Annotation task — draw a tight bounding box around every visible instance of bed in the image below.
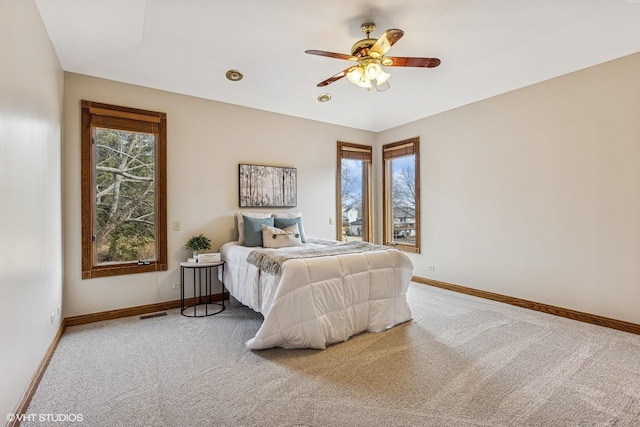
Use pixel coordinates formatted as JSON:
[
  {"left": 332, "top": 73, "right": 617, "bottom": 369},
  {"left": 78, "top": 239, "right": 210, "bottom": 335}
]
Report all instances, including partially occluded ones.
[{"left": 220, "top": 212, "right": 414, "bottom": 350}]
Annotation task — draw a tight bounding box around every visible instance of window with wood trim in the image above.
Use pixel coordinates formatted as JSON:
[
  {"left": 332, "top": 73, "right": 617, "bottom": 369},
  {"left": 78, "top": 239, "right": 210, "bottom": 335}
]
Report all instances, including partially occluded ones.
[
  {"left": 383, "top": 137, "right": 420, "bottom": 253},
  {"left": 81, "top": 100, "right": 167, "bottom": 278},
  {"left": 336, "top": 141, "right": 372, "bottom": 242}
]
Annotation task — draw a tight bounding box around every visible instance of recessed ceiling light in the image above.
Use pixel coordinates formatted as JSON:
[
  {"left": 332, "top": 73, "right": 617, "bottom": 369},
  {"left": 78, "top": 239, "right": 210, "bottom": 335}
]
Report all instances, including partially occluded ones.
[
  {"left": 226, "top": 69, "right": 243, "bottom": 81},
  {"left": 317, "top": 93, "right": 332, "bottom": 102}
]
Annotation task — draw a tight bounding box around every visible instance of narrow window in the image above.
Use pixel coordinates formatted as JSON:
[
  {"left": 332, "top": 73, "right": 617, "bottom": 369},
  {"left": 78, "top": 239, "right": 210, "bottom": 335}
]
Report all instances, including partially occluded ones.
[
  {"left": 336, "top": 142, "right": 372, "bottom": 242},
  {"left": 81, "top": 101, "right": 167, "bottom": 278},
  {"left": 383, "top": 137, "right": 420, "bottom": 253}
]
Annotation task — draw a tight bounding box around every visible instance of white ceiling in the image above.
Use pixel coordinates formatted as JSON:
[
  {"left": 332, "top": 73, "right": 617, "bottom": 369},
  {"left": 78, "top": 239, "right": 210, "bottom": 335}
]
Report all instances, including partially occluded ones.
[{"left": 35, "top": 0, "right": 640, "bottom": 132}]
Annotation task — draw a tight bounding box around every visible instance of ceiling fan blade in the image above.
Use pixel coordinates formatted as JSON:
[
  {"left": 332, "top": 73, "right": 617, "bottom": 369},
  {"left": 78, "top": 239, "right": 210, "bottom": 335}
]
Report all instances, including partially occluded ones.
[
  {"left": 382, "top": 57, "right": 441, "bottom": 68},
  {"left": 316, "top": 67, "right": 352, "bottom": 87},
  {"left": 369, "top": 29, "right": 404, "bottom": 59},
  {"left": 305, "top": 50, "right": 357, "bottom": 61}
]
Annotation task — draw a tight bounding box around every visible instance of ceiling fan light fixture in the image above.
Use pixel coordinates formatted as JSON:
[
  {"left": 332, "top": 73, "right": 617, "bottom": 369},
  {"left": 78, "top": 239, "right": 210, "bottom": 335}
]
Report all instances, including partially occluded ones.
[
  {"left": 346, "top": 66, "right": 364, "bottom": 85},
  {"left": 376, "top": 70, "right": 390, "bottom": 85},
  {"left": 373, "top": 79, "right": 390, "bottom": 92},
  {"left": 363, "top": 61, "right": 382, "bottom": 79},
  {"left": 346, "top": 62, "right": 388, "bottom": 90},
  {"left": 347, "top": 67, "right": 371, "bottom": 89}
]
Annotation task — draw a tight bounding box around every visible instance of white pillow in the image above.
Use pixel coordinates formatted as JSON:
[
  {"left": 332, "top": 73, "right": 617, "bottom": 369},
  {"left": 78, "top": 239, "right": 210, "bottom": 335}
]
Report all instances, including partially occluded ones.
[
  {"left": 237, "top": 211, "right": 271, "bottom": 245},
  {"left": 262, "top": 223, "right": 302, "bottom": 248},
  {"left": 272, "top": 211, "right": 302, "bottom": 218}
]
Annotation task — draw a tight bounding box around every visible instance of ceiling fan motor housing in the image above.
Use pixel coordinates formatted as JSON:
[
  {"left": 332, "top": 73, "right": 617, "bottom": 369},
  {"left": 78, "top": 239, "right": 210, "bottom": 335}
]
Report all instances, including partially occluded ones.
[
  {"left": 351, "top": 22, "right": 377, "bottom": 58},
  {"left": 351, "top": 38, "right": 376, "bottom": 58}
]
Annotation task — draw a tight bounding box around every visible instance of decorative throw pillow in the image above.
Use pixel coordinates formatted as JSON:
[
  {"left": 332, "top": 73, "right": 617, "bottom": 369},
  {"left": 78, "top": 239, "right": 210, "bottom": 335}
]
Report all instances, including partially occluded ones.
[
  {"left": 273, "top": 217, "right": 307, "bottom": 243},
  {"left": 273, "top": 212, "right": 307, "bottom": 242},
  {"left": 243, "top": 216, "right": 274, "bottom": 247},
  {"left": 262, "top": 223, "right": 303, "bottom": 249},
  {"left": 237, "top": 211, "right": 271, "bottom": 245}
]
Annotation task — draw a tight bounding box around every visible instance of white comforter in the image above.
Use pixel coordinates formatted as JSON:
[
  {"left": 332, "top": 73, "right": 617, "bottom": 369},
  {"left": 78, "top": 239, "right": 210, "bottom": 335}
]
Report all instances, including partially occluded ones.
[{"left": 220, "top": 238, "right": 413, "bottom": 350}]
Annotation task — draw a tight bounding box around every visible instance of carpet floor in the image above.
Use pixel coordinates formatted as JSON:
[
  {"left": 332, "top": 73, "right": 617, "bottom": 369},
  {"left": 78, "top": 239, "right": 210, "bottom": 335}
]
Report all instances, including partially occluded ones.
[{"left": 24, "top": 283, "right": 640, "bottom": 426}]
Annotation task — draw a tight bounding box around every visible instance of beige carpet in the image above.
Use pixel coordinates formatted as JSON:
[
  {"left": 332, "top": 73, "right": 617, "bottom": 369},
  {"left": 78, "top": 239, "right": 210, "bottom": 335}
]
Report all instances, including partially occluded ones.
[{"left": 24, "top": 283, "right": 640, "bottom": 426}]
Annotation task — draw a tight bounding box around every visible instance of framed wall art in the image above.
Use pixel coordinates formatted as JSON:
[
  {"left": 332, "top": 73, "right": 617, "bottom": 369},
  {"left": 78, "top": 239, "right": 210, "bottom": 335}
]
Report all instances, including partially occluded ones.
[{"left": 239, "top": 164, "right": 297, "bottom": 207}]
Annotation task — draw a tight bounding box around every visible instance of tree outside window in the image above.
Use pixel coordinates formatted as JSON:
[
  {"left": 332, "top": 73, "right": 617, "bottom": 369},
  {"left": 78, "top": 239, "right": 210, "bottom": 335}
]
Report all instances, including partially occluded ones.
[{"left": 94, "top": 128, "right": 156, "bottom": 263}]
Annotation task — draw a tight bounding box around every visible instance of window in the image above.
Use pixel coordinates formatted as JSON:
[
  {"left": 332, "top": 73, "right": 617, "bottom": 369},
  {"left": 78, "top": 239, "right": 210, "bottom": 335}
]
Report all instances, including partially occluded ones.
[
  {"left": 383, "top": 137, "right": 420, "bottom": 253},
  {"left": 81, "top": 101, "right": 167, "bottom": 278},
  {"left": 336, "top": 141, "right": 372, "bottom": 242}
]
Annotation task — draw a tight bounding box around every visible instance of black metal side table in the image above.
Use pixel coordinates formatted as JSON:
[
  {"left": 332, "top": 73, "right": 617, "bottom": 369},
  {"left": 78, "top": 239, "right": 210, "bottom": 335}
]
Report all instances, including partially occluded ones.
[{"left": 180, "top": 261, "right": 225, "bottom": 317}]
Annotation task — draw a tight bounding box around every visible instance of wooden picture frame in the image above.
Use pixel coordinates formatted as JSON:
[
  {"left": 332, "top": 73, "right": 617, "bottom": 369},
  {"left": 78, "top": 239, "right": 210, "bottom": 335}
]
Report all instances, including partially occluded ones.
[{"left": 239, "top": 164, "right": 297, "bottom": 207}]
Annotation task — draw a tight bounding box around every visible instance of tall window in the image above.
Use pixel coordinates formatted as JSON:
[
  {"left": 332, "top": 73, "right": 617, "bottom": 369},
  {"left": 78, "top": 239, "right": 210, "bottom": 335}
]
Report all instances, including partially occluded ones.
[
  {"left": 336, "top": 142, "right": 372, "bottom": 242},
  {"left": 81, "top": 101, "right": 167, "bottom": 278},
  {"left": 383, "top": 137, "right": 420, "bottom": 253}
]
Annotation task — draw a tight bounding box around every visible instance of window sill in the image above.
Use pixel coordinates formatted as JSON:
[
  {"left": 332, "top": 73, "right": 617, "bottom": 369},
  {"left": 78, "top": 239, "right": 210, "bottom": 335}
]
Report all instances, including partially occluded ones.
[
  {"left": 384, "top": 242, "right": 420, "bottom": 254},
  {"left": 82, "top": 262, "right": 168, "bottom": 279}
]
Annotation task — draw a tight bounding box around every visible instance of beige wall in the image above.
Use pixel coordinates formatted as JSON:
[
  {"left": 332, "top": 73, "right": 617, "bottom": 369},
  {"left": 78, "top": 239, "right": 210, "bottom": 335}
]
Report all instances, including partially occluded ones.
[
  {"left": 63, "top": 51, "right": 640, "bottom": 325},
  {"left": 0, "top": 0, "right": 64, "bottom": 418},
  {"left": 62, "top": 73, "right": 375, "bottom": 318},
  {"left": 376, "top": 52, "right": 640, "bottom": 325}
]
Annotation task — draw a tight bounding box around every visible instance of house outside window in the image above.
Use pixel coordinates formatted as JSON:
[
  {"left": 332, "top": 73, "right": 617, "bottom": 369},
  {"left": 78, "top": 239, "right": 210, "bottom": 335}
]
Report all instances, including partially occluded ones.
[
  {"left": 81, "top": 101, "right": 168, "bottom": 278},
  {"left": 336, "top": 141, "right": 372, "bottom": 242},
  {"left": 383, "top": 137, "right": 420, "bottom": 253}
]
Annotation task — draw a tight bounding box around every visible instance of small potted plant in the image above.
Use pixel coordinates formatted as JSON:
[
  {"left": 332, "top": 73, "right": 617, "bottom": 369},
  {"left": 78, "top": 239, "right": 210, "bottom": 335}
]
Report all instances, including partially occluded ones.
[{"left": 185, "top": 234, "right": 211, "bottom": 259}]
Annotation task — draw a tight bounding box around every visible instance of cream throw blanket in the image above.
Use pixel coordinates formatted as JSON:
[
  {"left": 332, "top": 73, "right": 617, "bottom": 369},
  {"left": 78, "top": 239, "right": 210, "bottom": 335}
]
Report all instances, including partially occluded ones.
[{"left": 247, "top": 241, "right": 389, "bottom": 275}]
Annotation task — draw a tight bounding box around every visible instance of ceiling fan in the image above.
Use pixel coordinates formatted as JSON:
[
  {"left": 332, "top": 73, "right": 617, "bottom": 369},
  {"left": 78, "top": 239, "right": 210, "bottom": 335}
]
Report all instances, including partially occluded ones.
[{"left": 305, "top": 22, "right": 441, "bottom": 92}]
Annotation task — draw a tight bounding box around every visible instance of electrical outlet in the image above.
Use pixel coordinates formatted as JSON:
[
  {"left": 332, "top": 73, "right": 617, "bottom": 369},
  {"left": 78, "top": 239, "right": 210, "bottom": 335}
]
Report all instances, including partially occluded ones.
[
  {"left": 50, "top": 312, "right": 56, "bottom": 324},
  {"left": 57, "top": 304, "right": 61, "bottom": 316},
  {"left": 329, "top": 217, "right": 333, "bottom": 225},
  {"left": 172, "top": 283, "right": 180, "bottom": 289},
  {"left": 427, "top": 265, "right": 435, "bottom": 271},
  {"left": 172, "top": 221, "right": 181, "bottom": 231}
]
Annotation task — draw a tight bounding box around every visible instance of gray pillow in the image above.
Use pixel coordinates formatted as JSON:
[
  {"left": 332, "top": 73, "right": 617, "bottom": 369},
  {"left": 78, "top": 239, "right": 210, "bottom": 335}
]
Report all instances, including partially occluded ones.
[
  {"left": 274, "top": 217, "right": 306, "bottom": 243},
  {"left": 243, "top": 216, "right": 274, "bottom": 247}
]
